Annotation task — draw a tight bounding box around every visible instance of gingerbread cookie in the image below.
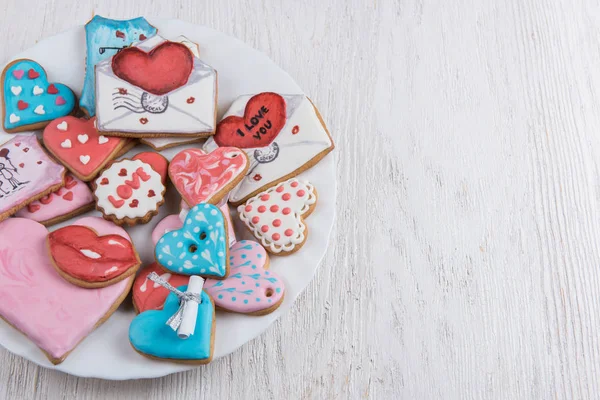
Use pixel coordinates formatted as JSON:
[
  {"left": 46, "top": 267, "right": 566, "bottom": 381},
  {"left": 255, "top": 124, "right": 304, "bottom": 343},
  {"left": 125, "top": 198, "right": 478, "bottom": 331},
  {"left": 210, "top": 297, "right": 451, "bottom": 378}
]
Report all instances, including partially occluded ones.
[
  {"left": 155, "top": 204, "right": 229, "bottom": 279},
  {"left": 2, "top": 59, "right": 76, "bottom": 132},
  {"left": 93, "top": 158, "right": 166, "bottom": 226},
  {"left": 47, "top": 220, "right": 141, "bottom": 288},
  {"left": 80, "top": 16, "right": 157, "bottom": 117},
  {"left": 15, "top": 174, "right": 94, "bottom": 226},
  {"left": 129, "top": 275, "right": 215, "bottom": 364},
  {"left": 95, "top": 35, "right": 217, "bottom": 138},
  {"left": 0, "top": 135, "right": 66, "bottom": 222},
  {"left": 169, "top": 147, "right": 248, "bottom": 207},
  {"left": 204, "top": 92, "right": 334, "bottom": 205},
  {"left": 0, "top": 218, "right": 133, "bottom": 364},
  {"left": 237, "top": 178, "right": 317, "bottom": 255},
  {"left": 42, "top": 116, "right": 131, "bottom": 181}
]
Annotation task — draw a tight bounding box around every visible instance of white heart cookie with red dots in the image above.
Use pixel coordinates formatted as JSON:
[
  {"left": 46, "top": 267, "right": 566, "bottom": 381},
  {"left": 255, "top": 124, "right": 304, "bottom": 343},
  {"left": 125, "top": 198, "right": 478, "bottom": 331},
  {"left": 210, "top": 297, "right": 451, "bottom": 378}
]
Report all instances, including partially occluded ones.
[{"left": 237, "top": 178, "right": 317, "bottom": 255}]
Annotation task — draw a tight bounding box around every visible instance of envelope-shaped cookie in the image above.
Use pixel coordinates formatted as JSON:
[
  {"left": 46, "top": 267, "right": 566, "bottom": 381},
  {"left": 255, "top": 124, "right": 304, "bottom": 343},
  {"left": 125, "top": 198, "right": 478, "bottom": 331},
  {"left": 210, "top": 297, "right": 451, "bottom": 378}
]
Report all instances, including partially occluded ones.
[{"left": 95, "top": 35, "right": 217, "bottom": 138}]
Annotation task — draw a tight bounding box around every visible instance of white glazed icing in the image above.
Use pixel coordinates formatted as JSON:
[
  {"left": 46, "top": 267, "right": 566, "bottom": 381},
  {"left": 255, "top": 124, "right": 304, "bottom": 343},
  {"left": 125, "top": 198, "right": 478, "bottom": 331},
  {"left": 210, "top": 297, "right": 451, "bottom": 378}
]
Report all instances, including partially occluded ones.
[{"left": 93, "top": 159, "right": 165, "bottom": 220}]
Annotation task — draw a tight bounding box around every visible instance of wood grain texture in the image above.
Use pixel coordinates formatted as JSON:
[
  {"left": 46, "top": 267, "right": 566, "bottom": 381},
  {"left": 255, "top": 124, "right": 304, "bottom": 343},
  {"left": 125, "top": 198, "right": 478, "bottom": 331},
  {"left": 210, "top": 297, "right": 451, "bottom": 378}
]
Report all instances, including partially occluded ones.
[{"left": 1, "top": 0, "right": 600, "bottom": 398}]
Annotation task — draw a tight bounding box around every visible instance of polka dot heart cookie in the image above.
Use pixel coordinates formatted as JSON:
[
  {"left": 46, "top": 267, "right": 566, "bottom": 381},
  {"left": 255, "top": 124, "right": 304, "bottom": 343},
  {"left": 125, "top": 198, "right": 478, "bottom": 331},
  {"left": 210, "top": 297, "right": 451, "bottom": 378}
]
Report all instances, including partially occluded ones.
[{"left": 238, "top": 178, "right": 317, "bottom": 255}]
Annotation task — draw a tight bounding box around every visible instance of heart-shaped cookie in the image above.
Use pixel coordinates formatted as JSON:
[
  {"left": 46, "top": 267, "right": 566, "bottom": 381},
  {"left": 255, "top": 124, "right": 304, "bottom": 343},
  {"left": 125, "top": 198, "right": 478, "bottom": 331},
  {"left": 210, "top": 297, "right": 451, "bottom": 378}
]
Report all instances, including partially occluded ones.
[
  {"left": 129, "top": 285, "right": 215, "bottom": 364},
  {"left": 135, "top": 241, "right": 284, "bottom": 315},
  {"left": 169, "top": 147, "right": 249, "bottom": 206},
  {"left": 0, "top": 218, "right": 132, "bottom": 364},
  {"left": 237, "top": 178, "right": 317, "bottom": 255},
  {"left": 2, "top": 59, "right": 76, "bottom": 132},
  {"left": 154, "top": 204, "right": 229, "bottom": 279},
  {"left": 47, "top": 224, "right": 141, "bottom": 288},
  {"left": 43, "top": 116, "right": 128, "bottom": 181},
  {"left": 111, "top": 41, "right": 194, "bottom": 95},
  {"left": 214, "top": 92, "right": 287, "bottom": 148}
]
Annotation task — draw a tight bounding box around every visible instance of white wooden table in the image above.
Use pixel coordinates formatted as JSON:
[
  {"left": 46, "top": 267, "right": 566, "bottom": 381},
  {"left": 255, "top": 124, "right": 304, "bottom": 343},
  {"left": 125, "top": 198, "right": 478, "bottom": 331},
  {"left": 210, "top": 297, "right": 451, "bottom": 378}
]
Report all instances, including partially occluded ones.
[{"left": 2, "top": 0, "right": 600, "bottom": 398}]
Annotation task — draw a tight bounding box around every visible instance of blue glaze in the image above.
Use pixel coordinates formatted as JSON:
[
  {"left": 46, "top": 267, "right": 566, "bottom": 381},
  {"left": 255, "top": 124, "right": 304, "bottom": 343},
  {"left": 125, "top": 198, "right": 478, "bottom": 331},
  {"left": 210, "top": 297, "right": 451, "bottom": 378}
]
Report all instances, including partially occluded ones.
[
  {"left": 81, "top": 16, "right": 156, "bottom": 116},
  {"left": 155, "top": 203, "right": 228, "bottom": 278},
  {"left": 129, "top": 286, "right": 214, "bottom": 361},
  {"left": 3, "top": 60, "right": 75, "bottom": 130}
]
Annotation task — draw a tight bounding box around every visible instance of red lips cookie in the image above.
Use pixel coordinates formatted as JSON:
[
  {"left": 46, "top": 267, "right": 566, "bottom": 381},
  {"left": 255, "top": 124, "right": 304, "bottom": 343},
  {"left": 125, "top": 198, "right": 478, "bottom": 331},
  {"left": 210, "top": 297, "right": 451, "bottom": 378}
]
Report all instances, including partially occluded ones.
[
  {"left": 111, "top": 41, "right": 194, "bottom": 96},
  {"left": 43, "top": 116, "right": 130, "bottom": 181},
  {"left": 47, "top": 223, "right": 141, "bottom": 288}
]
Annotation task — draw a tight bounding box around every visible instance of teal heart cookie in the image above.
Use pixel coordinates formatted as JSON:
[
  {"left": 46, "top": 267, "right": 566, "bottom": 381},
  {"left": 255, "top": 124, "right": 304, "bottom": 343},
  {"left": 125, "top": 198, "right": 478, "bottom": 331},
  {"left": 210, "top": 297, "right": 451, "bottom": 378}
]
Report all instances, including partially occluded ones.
[
  {"left": 2, "top": 59, "right": 76, "bottom": 132},
  {"left": 129, "top": 285, "right": 215, "bottom": 363},
  {"left": 155, "top": 203, "right": 229, "bottom": 278}
]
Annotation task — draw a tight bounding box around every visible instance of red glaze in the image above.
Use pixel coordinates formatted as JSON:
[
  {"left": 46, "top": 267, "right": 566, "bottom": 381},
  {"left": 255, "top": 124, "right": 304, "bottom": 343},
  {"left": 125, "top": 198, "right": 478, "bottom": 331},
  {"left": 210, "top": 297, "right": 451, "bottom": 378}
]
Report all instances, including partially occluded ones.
[
  {"left": 111, "top": 41, "right": 194, "bottom": 95},
  {"left": 47, "top": 225, "right": 139, "bottom": 282},
  {"left": 132, "top": 152, "right": 169, "bottom": 184},
  {"left": 132, "top": 263, "right": 189, "bottom": 312},
  {"left": 214, "top": 92, "right": 287, "bottom": 148}
]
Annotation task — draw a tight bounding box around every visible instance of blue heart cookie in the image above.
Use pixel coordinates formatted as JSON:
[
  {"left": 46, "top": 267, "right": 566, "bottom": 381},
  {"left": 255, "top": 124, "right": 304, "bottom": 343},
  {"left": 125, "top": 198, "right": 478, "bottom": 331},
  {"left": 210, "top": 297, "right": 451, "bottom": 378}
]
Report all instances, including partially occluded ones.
[
  {"left": 81, "top": 16, "right": 156, "bottom": 116},
  {"left": 155, "top": 203, "right": 229, "bottom": 278},
  {"left": 2, "top": 59, "right": 76, "bottom": 132},
  {"left": 129, "top": 286, "right": 215, "bottom": 363}
]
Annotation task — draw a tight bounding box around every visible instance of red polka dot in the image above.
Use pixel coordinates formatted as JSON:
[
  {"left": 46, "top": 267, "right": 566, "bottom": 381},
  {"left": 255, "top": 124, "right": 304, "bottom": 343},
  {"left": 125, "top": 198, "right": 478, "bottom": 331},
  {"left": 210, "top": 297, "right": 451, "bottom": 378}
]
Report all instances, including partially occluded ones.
[
  {"left": 291, "top": 181, "right": 299, "bottom": 188},
  {"left": 261, "top": 225, "right": 269, "bottom": 233},
  {"left": 245, "top": 205, "right": 253, "bottom": 212},
  {"left": 297, "top": 190, "right": 306, "bottom": 197},
  {"left": 260, "top": 194, "right": 270, "bottom": 201},
  {"left": 272, "top": 233, "right": 281, "bottom": 241},
  {"left": 273, "top": 219, "right": 281, "bottom": 227},
  {"left": 276, "top": 186, "right": 284, "bottom": 193},
  {"left": 285, "top": 229, "right": 294, "bottom": 236},
  {"left": 270, "top": 205, "right": 279, "bottom": 212},
  {"left": 258, "top": 205, "right": 266, "bottom": 213},
  {"left": 282, "top": 193, "right": 291, "bottom": 201},
  {"left": 252, "top": 216, "right": 260, "bottom": 224},
  {"left": 282, "top": 207, "right": 291, "bottom": 215}
]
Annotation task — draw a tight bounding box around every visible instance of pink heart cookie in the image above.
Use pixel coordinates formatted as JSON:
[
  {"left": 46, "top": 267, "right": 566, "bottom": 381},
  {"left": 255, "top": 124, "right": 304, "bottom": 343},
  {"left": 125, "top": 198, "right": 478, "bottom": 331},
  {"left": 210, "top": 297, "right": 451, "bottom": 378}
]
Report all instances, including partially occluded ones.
[
  {"left": 237, "top": 178, "right": 317, "bottom": 255},
  {"left": 0, "top": 218, "right": 133, "bottom": 364},
  {"left": 169, "top": 147, "right": 249, "bottom": 206}
]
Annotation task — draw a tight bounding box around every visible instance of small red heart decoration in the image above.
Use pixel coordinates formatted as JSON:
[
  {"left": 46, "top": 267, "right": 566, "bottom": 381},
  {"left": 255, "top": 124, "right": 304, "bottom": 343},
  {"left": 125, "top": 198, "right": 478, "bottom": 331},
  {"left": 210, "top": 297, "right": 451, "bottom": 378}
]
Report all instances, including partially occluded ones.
[
  {"left": 27, "top": 203, "right": 41, "bottom": 213},
  {"left": 139, "top": 34, "right": 147, "bottom": 41},
  {"left": 111, "top": 42, "right": 194, "bottom": 95},
  {"left": 148, "top": 190, "right": 155, "bottom": 198},
  {"left": 100, "top": 178, "right": 109, "bottom": 185},
  {"left": 129, "top": 199, "right": 139, "bottom": 208},
  {"left": 37, "top": 161, "right": 42, "bottom": 165},
  {"left": 23, "top": 148, "right": 29, "bottom": 153},
  {"left": 214, "top": 92, "right": 287, "bottom": 149},
  {"left": 47, "top": 84, "right": 59, "bottom": 94},
  {"left": 187, "top": 97, "right": 195, "bottom": 104},
  {"left": 139, "top": 118, "right": 148, "bottom": 125},
  {"left": 18, "top": 163, "right": 24, "bottom": 168},
  {"left": 28, "top": 69, "right": 40, "bottom": 79},
  {"left": 17, "top": 100, "right": 28, "bottom": 110},
  {"left": 62, "top": 191, "right": 74, "bottom": 201},
  {"left": 118, "top": 169, "right": 128, "bottom": 177},
  {"left": 14, "top": 142, "right": 20, "bottom": 147}
]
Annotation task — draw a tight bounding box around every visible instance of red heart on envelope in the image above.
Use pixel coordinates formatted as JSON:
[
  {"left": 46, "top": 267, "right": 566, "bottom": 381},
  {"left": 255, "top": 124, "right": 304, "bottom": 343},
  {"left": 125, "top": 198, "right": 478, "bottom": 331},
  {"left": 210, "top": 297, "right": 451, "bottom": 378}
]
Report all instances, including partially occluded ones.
[
  {"left": 215, "top": 92, "right": 287, "bottom": 148},
  {"left": 48, "top": 225, "right": 140, "bottom": 286},
  {"left": 111, "top": 42, "right": 194, "bottom": 95}
]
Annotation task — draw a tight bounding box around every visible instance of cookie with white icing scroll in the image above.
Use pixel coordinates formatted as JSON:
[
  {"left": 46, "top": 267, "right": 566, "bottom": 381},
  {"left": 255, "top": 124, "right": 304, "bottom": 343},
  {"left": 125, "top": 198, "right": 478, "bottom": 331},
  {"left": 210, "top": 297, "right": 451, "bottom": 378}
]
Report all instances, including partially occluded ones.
[
  {"left": 93, "top": 158, "right": 166, "bottom": 226},
  {"left": 238, "top": 178, "right": 317, "bottom": 255}
]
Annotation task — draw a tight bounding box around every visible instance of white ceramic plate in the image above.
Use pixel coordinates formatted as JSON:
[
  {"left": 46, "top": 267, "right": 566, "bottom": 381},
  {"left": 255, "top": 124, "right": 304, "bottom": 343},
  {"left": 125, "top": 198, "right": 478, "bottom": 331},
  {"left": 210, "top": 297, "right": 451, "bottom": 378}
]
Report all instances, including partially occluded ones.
[{"left": 0, "top": 18, "right": 336, "bottom": 379}]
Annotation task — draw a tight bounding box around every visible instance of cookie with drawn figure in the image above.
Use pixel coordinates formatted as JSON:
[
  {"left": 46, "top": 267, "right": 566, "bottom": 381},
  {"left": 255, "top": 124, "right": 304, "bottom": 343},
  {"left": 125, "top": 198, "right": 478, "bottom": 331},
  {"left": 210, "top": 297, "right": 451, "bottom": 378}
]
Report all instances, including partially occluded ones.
[
  {"left": 134, "top": 241, "right": 284, "bottom": 316},
  {"left": 2, "top": 59, "right": 76, "bottom": 132},
  {"left": 204, "top": 92, "right": 334, "bottom": 205},
  {"left": 43, "top": 116, "right": 133, "bottom": 182},
  {"left": 95, "top": 34, "right": 217, "bottom": 138},
  {"left": 81, "top": 16, "right": 157, "bottom": 117},
  {"left": 169, "top": 147, "right": 249, "bottom": 207},
  {"left": 0, "top": 135, "right": 66, "bottom": 222},
  {"left": 93, "top": 157, "right": 166, "bottom": 226},
  {"left": 47, "top": 217, "right": 141, "bottom": 288},
  {"left": 0, "top": 217, "right": 133, "bottom": 365},
  {"left": 15, "top": 174, "right": 94, "bottom": 226},
  {"left": 238, "top": 178, "right": 317, "bottom": 255},
  {"left": 155, "top": 203, "right": 229, "bottom": 279},
  {"left": 129, "top": 275, "right": 215, "bottom": 364}
]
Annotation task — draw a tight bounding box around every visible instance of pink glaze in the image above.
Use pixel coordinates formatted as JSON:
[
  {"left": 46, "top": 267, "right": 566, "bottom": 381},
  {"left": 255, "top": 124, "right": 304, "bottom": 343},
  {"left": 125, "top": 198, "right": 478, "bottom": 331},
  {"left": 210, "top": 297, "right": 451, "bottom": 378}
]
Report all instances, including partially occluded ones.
[{"left": 0, "top": 218, "right": 132, "bottom": 361}]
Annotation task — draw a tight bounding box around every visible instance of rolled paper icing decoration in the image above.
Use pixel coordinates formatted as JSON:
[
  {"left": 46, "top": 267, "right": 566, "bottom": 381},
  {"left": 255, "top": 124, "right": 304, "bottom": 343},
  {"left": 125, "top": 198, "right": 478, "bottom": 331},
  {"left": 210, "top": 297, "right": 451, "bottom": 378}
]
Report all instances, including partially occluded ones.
[
  {"left": 129, "top": 285, "right": 214, "bottom": 361},
  {"left": 155, "top": 203, "right": 228, "bottom": 278},
  {"left": 176, "top": 275, "right": 203, "bottom": 339}
]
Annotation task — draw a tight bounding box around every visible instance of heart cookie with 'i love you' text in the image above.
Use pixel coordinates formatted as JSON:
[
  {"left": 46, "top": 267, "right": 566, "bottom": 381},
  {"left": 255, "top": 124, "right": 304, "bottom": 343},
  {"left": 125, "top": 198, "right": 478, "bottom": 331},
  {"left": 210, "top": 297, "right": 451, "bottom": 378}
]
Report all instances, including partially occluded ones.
[
  {"left": 43, "top": 116, "right": 131, "bottom": 181},
  {"left": 0, "top": 218, "right": 133, "bottom": 364},
  {"left": 238, "top": 178, "right": 317, "bottom": 255}
]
